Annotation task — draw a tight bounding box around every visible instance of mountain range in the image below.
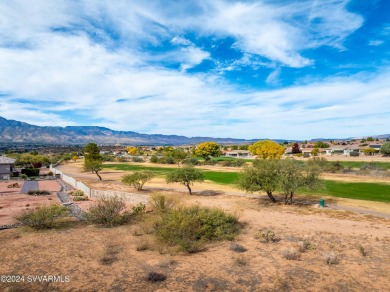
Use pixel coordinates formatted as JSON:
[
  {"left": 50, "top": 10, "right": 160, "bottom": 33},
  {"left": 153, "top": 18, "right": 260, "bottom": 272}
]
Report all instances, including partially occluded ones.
[
  {"left": 1, "top": 117, "right": 388, "bottom": 145},
  {"left": 0, "top": 116, "right": 261, "bottom": 145}
]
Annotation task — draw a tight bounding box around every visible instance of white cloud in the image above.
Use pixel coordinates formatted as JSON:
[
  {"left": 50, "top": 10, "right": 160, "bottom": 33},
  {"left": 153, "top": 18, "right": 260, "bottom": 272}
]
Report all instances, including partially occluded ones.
[{"left": 0, "top": 0, "right": 387, "bottom": 140}]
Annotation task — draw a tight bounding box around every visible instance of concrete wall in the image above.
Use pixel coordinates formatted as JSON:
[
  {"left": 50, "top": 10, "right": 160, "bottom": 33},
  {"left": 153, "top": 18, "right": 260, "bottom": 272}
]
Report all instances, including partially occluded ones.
[{"left": 50, "top": 165, "right": 149, "bottom": 204}]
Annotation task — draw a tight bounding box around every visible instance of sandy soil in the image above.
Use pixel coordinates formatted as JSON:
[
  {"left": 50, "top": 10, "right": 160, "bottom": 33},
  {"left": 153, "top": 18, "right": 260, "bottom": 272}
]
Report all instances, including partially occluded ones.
[
  {"left": 0, "top": 192, "right": 389, "bottom": 291},
  {"left": 0, "top": 181, "right": 61, "bottom": 225}
]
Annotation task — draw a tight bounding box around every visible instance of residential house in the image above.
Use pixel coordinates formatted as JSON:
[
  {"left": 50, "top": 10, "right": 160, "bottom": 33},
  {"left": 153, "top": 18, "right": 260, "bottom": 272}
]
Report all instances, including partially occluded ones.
[
  {"left": 223, "top": 150, "right": 252, "bottom": 158},
  {"left": 0, "top": 156, "right": 16, "bottom": 180}
]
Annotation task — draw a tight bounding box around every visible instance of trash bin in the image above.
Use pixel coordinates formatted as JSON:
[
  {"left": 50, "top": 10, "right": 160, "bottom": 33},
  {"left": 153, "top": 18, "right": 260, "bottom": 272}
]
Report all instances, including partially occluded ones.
[{"left": 319, "top": 198, "right": 325, "bottom": 208}]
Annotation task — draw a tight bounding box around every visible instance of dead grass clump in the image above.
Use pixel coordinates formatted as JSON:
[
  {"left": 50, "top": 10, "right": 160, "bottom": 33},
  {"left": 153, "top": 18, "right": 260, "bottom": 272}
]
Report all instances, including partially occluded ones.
[
  {"left": 146, "top": 271, "right": 166, "bottom": 282},
  {"left": 100, "top": 245, "right": 121, "bottom": 265},
  {"left": 323, "top": 251, "right": 340, "bottom": 265},
  {"left": 358, "top": 245, "right": 368, "bottom": 257},
  {"left": 136, "top": 240, "right": 150, "bottom": 251},
  {"left": 150, "top": 193, "right": 176, "bottom": 213},
  {"left": 132, "top": 227, "right": 143, "bottom": 236},
  {"left": 235, "top": 256, "right": 248, "bottom": 266},
  {"left": 255, "top": 228, "right": 277, "bottom": 243},
  {"left": 280, "top": 247, "right": 300, "bottom": 260},
  {"left": 297, "top": 240, "right": 316, "bottom": 252},
  {"left": 230, "top": 243, "right": 247, "bottom": 253}
]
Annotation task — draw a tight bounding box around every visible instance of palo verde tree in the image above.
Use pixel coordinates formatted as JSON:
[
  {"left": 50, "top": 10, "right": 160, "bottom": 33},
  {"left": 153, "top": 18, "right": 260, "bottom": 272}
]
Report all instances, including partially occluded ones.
[
  {"left": 195, "top": 142, "right": 220, "bottom": 160},
  {"left": 84, "top": 143, "right": 103, "bottom": 180},
  {"left": 248, "top": 140, "right": 285, "bottom": 159},
  {"left": 380, "top": 142, "right": 390, "bottom": 156},
  {"left": 166, "top": 165, "right": 204, "bottom": 195},
  {"left": 237, "top": 159, "right": 280, "bottom": 202},
  {"left": 122, "top": 171, "right": 155, "bottom": 191}
]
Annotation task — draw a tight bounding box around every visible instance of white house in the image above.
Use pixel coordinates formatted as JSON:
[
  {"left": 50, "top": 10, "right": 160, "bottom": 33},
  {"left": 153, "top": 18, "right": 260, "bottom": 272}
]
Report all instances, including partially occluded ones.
[
  {"left": 0, "top": 156, "right": 16, "bottom": 180},
  {"left": 223, "top": 150, "right": 252, "bottom": 158}
]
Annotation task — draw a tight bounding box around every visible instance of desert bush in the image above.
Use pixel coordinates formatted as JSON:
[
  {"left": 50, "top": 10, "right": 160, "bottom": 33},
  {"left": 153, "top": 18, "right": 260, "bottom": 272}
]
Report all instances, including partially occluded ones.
[
  {"left": 47, "top": 171, "right": 54, "bottom": 176},
  {"left": 255, "top": 228, "right": 277, "bottom": 243},
  {"left": 297, "top": 240, "right": 316, "bottom": 252},
  {"left": 87, "top": 195, "right": 130, "bottom": 227},
  {"left": 280, "top": 247, "right": 300, "bottom": 260},
  {"left": 155, "top": 206, "right": 240, "bottom": 253},
  {"left": 136, "top": 240, "right": 150, "bottom": 251},
  {"left": 323, "top": 251, "right": 340, "bottom": 265},
  {"left": 132, "top": 203, "right": 146, "bottom": 215},
  {"left": 230, "top": 243, "right": 247, "bottom": 253},
  {"left": 27, "top": 190, "right": 51, "bottom": 196},
  {"left": 150, "top": 193, "right": 176, "bottom": 213},
  {"left": 182, "top": 157, "right": 200, "bottom": 165},
  {"left": 20, "top": 174, "right": 27, "bottom": 180},
  {"left": 132, "top": 156, "right": 144, "bottom": 163},
  {"left": 74, "top": 190, "right": 85, "bottom": 196},
  {"left": 100, "top": 245, "right": 121, "bottom": 265},
  {"left": 146, "top": 272, "right": 166, "bottom": 282},
  {"left": 73, "top": 196, "right": 89, "bottom": 201},
  {"left": 17, "top": 205, "right": 67, "bottom": 229},
  {"left": 220, "top": 159, "right": 246, "bottom": 167}
]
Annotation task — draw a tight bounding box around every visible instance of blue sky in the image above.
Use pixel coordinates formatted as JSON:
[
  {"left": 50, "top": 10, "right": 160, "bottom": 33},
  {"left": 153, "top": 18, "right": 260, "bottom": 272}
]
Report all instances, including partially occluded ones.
[{"left": 0, "top": 0, "right": 389, "bottom": 140}]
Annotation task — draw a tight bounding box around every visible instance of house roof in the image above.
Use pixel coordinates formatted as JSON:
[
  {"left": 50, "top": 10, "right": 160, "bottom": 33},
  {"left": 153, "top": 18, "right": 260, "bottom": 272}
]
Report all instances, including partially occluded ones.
[{"left": 0, "top": 156, "right": 16, "bottom": 164}]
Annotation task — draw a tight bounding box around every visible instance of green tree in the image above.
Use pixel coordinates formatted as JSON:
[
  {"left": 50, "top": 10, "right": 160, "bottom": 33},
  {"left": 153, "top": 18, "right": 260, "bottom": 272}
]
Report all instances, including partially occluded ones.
[
  {"left": 195, "top": 142, "right": 220, "bottom": 160},
  {"left": 311, "top": 148, "right": 319, "bottom": 156},
  {"left": 122, "top": 171, "right": 155, "bottom": 191},
  {"left": 166, "top": 165, "right": 204, "bottom": 195},
  {"left": 366, "top": 137, "right": 374, "bottom": 142},
  {"left": 279, "top": 159, "right": 322, "bottom": 204},
  {"left": 379, "top": 142, "right": 390, "bottom": 156},
  {"left": 313, "top": 141, "right": 330, "bottom": 148},
  {"left": 170, "top": 148, "right": 188, "bottom": 166},
  {"left": 248, "top": 140, "right": 285, "bottom": 159},
  {"left": 84, "top": 143, "right": 103, "bottom": 180},
  {"left": 237, "top": 159, "right": 280, "bottom": 202}
]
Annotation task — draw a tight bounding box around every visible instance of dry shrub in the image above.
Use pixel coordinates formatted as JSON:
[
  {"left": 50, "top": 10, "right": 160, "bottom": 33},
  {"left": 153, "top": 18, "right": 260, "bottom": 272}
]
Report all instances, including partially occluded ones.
[
  {"left": 297, "top": 240, "right": 316, "bottom": 252},
  {"left": 255, "top": 228, "right": 277, "bottom": 243},
  {"left": 136, "top": 240, "right": 150, "bottom": 251},
  {"left": 150, "top": 193, "right": 177, "bottom": 213},
  {"left": 87, "top": 195, "right": 130, "bottom": 227},
  {"left": 280, "top": 247, "right": 300, "bottom": 260},
  {"left": 155, "top": 206, "right": 240, "bottom": 253},
  {"left": 146, "top": 271, "right": 166, "bottom": 282},
  {"left": 235, "top": 256, "right": 248, "bottom": 266},
  {"left": 17, "top": 204, "right": 67, "bottom": 229},
  {"left": 230, "top": 243, "right": 247, "bottom": 253},
  {"left": 100, "top": 244, "right": 121, "bottom": 265},
  {"left": 323, "top": 251, "right": 340, "bottom": 265}
]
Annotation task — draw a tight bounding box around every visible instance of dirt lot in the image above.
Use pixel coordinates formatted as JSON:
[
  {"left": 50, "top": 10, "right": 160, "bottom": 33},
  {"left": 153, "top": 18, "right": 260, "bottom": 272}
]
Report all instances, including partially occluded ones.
[
  {"left": 0, "top": 181, "right": 61, "bottom": 225},
  {"left": 1, "top": 164, "right": 389, "bottom": 291},
  {"left": 0, "top": 192, "right": 389, "bottom": 291}
]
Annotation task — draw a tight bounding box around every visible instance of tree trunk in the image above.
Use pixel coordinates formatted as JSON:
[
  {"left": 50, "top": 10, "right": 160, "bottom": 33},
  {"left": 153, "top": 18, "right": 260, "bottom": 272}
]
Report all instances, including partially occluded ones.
[
  {"left": 267, "top": 191, "right": 276, "bottom": 202},
  {"left": 290, "top": 192, "right": 294, "bottom": 204},
  {"left": 186, "top": 183, "right": 192, "bottom": 195},
  {"left": 95, "top": 171, "right": 102, "bottom": 181}
]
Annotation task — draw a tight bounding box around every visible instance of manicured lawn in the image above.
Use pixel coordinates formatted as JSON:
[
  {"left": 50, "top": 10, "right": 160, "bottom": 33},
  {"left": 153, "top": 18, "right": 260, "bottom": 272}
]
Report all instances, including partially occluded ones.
[
  {"left": 103, "top": 164, "right": 239, "bottom": 185},
  {"left": 104, "top": 163, "right": 390, "bottom": 202},
  {"left": 303, "top": 181, "right": 390, "bottom": 203}
]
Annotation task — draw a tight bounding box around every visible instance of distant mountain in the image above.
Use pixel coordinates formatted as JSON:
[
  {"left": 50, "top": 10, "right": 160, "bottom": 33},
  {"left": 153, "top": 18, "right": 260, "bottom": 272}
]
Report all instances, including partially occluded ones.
[{"left": 0, "top": 116, "right": 261, "bottom": 145}]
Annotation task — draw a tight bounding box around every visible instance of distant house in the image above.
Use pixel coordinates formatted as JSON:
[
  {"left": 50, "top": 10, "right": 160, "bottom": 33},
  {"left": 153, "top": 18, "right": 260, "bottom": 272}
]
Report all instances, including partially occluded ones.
[
  {"left": 0, "top": 156, "right": 16, "bottom": 180},
  {"left": 223, "top": 150, "right": 252, "bottom": 158}
]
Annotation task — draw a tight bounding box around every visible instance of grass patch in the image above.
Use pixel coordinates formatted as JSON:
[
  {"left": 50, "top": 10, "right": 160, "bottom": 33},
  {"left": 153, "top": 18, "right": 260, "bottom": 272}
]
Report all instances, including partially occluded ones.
[
  {"left": 303, "top": 180, "right": 390, "bottom": 202},
  {"left": 154, "top": 206, "right": 240, "bottom": 253}
]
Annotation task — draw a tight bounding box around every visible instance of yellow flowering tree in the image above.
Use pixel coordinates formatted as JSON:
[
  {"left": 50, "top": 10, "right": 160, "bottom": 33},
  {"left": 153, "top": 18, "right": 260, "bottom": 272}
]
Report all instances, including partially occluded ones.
[{"left": 248, "top": 140, "right": 285, "bottom": 159}]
